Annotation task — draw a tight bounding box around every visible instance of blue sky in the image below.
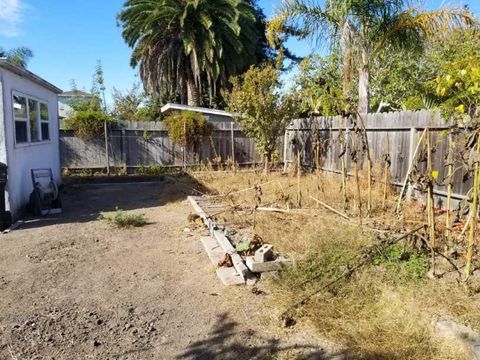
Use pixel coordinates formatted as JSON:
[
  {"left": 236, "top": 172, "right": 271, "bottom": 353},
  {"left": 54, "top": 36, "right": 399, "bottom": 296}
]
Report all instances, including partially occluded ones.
[{"left": 0, "top": 0, "right": 478, "bottom": 103}]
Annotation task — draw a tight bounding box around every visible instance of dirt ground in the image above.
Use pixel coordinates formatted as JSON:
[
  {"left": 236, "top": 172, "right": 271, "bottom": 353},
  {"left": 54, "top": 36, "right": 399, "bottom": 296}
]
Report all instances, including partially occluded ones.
[{"left": 0, "top": 177, "right": 339, "bottom": 360}]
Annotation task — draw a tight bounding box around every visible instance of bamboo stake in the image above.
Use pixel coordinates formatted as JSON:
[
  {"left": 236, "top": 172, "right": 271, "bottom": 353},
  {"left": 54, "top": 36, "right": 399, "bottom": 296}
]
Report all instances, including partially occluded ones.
[
  {"left": 339, "top": 118, "right": 348, "bottom": 207},
  {"left": 382, "top": 135, "right": 390, "bottom": 210},
  {"left": 316, "top": 129, "right": 321, "bottom": 207},
  {"left": 445, "top": 134, "right": 454, "bottom": 244},
  {"left": 357, "top": 113, "right": 372, "bottom": 213},
  {"left": 395, "top": 128, "right": 428, "bottom": 213},
  {"left": 352, "top": 134, "right": 363, "bottom": 228},
  {"left": 309, "top": 196, "right": 350, "bottom": 220},
  {"left": 465, "top": 138, "right": 480, "bottom": 282},
  {"left": 426, "top": 129, "right": 436, "bottom": 275}
]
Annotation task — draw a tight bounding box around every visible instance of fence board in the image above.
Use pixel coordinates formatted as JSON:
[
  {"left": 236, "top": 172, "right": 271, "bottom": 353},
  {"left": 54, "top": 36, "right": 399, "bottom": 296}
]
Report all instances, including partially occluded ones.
[{"left": 285, "top": 110, "right": 472, "bottom": 206}]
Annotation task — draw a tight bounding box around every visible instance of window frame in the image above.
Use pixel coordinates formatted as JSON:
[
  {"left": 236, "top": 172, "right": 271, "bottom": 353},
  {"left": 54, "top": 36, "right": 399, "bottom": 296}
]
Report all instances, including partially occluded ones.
[{"left": 12, "top": 90, "right": 51, "bottom": 147}]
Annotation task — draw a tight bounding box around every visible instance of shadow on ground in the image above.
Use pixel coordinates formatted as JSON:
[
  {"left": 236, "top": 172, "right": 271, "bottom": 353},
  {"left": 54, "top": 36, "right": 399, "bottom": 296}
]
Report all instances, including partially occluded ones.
[
  {"left": 16, "top": 174, "right": 209, "bottom": 230},
  {"left": 177, "top": 312, "right": 341, "bottom": 360}
]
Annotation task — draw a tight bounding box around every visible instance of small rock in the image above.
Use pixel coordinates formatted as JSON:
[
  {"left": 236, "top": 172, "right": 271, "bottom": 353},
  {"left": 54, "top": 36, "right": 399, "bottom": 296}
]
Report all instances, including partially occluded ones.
[
  {"left": 93, "top": 340, "right": 101, "bottom": 347},
  {"left": 96, "top": 319, "right": 103, "bottom": 326},
  {"left": 183, "top": 227, "right": 191, "bottom": 233},
  {"left": 282, "top": 316, "right": 296, "bottom": 328}
]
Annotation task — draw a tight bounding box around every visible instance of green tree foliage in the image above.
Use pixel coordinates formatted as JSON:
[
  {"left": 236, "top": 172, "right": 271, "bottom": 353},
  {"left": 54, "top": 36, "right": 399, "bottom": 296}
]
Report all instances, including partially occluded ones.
[
  {"left": 370, "top": 28, "right": 480, "bottom": 112},
  {"left": 0, "top": 46, "right": 33, "bottom": 68},
  {"left": 292, "top": 53, "right": 347, "bottom": 116},
  {"left": 91, "top": 60, "right": 107, "bottom": 110},
  {"left": 434, "top": 35, "right": 480, "bottom": 281},
  {"left": 65, "top": 63, "right": 111, "bottom": 140},
  {"left": 65, "top": 105, "right": 111, "bottom": 140},
  {"left": 118, "top": 0, "right": 262, "bottom": 107},
  {"left": 225, "top": 64, "right": 297, "bottom": 165},
  {"left": 269, "top": 0, "right": 477, "bottom": 114},
  {"left": 112, "top": 83, "right": 145, "bottom": 121},
  {"left": 163, "top": 111, "right": 213, "bottom": 146}
]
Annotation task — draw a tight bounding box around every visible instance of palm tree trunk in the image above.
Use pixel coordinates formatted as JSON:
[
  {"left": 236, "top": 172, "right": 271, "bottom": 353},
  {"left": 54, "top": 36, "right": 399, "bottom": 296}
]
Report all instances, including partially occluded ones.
[
  {"left": 358, "top": 46, "right": 370, "bottom": 115},
  {"left": 186, "top": 76, "right": 200, "bottom": 107}
]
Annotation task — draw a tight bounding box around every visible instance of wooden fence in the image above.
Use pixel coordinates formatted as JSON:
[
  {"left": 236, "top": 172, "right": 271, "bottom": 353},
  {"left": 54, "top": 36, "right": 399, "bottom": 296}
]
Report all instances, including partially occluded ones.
[
  {"left": 284, "top": 110, "right": 473, "bottom": 205},
  {"left": 60, "top": 120, "right": 266, "bottom": 170}
]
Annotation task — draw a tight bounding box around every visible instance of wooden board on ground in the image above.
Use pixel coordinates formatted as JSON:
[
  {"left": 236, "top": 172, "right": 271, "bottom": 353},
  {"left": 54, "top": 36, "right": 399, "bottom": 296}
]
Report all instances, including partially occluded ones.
[
  {"left": 200, "top": 236, "right": 225, "bottom": 265},
  {"left": 189, "top": 195, "right": 250, "bottom": 284}
]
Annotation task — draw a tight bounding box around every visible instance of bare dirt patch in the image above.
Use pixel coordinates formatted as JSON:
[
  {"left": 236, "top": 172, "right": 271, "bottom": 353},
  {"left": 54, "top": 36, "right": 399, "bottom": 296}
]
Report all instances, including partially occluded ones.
[{"left": 0, "top": 177, "right": 335, "bottom": 360}]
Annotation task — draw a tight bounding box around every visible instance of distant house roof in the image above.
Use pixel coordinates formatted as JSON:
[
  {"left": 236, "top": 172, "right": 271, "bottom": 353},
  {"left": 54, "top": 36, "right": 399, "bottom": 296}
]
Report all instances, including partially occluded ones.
[
  {"left": 59, "top": 90, "right": 93, "bottom": 97},
  {"left": 161, "top": 103, "right": 233, "bottom": 118},
  {"left": 0, "top": 58, "right": 62, "bottom": 94}
]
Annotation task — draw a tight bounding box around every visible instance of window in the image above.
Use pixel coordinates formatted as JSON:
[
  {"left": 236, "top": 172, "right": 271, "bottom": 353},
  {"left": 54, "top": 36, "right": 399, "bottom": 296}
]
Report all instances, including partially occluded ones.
[
  {"left": 40, "top": 103, "right": 49, "bottom": 141},
  {"left": 13, "top": 94, "right": 28, "bottom": 143},
  {"left": 29, "top": 99, "right": 40, "bottom": 142},
  {"left": 12, "top": 92, "right": 50, "bottom": 145}
]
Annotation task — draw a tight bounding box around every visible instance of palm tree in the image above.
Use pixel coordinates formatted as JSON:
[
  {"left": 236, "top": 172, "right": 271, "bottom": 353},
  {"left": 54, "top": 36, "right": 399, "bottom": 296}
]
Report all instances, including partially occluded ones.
[
  {"left": 269, "top": 0, "right": 478, "bottom": 114},
  {"left": 118, "top": 0, "right": 260, "bottom": 107},
  {"left": 0, "top": 46, "right": 33, "bottom": 68}
]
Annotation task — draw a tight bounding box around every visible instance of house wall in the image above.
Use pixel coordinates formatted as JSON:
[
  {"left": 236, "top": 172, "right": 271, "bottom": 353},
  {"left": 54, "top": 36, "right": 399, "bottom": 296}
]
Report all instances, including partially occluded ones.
[{"left": 0, "top": 68, "right": 60, "bottom": 219}]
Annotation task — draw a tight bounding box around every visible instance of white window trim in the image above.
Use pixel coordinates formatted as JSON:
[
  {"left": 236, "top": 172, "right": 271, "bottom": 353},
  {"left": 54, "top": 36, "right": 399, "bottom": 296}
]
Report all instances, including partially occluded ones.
[{"left": 12, "top": 90, "right": 52, "bottom": 147}]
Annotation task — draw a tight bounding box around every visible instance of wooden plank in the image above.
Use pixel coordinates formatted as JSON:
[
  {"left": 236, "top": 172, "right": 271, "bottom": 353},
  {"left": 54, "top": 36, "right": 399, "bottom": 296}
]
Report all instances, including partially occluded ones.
[
  {"left": 200, "top": 236, "right": 225, "bottom": 265},
  {"left": 213, "top": 229, "right": 249, "bottom": 279},
  {"left": 189, "top": 196, "right": 249, "bottom": 280}
]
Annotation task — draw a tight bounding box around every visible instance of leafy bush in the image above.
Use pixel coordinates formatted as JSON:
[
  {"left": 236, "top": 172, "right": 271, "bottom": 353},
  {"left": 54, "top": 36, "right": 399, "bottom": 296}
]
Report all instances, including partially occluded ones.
[
  {"left": 224, "top": 64, "right": 297, "bottom": 166},
  {"left": 99, "top": 209, "right": 147, "bottom": 228},
  {"left": 65, "top": 108, "right": 111, "bottom": 140},
  {"left": 163, "top": 111, "right": 213, "bottom": 146},
  {"left": 373, "top": 243, "right": 428, "bottom": 281}
]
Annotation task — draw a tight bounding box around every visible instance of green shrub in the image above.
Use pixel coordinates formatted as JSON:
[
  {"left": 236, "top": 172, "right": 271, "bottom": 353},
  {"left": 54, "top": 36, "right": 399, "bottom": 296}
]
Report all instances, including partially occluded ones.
[
  {"left": 163, "top": 111, "right": 213, "bottom": 146},
  {"left": 373, "top": 243, "right": 428, "bottom": 281},
  {"left": 99, "top": 209, "right": 147, "bottom": 228},
  {"left": 65, "top": 108, "right": 111, "bottom": 140}
]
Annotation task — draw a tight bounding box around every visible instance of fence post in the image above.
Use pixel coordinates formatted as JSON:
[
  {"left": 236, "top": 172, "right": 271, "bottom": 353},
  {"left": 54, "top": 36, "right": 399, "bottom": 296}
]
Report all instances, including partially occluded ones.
[
  {"left": 283, "top": 128, "right": 289, "bottom": 173},
  {"left": 121, "top": 129, "right": 127, "bottom": 173},
  {"left": 406, "top": 127, "right": 417, "bottom": 200},
  {"left": 104, "top": 120, "right": 110, "bottom": 175},
  {"left": 230, "top": 121, "right": 235, "bottom": 170}
]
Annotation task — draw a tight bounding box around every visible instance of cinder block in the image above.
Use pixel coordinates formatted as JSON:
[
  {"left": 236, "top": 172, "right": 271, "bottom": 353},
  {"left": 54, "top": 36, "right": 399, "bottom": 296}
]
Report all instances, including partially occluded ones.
[
  {"left": 246, "top": 256, "right": 293, "bottom": 272},
  {"left": 254, "top": 244, "right": 274, "bottom": 263}
]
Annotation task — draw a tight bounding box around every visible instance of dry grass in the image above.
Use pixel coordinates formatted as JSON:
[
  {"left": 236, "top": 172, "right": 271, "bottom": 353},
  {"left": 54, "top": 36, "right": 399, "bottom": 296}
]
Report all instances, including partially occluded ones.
[{"left": 191, "top": 169, "right": 480, "bottom": 360}]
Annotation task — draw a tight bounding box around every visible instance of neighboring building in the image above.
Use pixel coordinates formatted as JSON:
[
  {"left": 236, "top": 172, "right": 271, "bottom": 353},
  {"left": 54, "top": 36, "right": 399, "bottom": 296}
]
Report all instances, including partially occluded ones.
[
  {"left": 160, "top": 103, "right": 234, "bottom": 123},
  {"left": 58, "top": 89, "right": 93, "bottom": 120},
  {"left": 0, "top": 58, "right": 62, "bottom": 219}
]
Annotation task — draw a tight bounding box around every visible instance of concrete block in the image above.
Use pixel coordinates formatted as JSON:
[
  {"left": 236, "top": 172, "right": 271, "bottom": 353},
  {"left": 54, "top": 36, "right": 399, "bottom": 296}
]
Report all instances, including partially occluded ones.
[
  {"left": 254, "top": 244, "right": 274, "bottom": 263},
  {"left": 246, "top": 256, "right": 293, "bottom": 272}
]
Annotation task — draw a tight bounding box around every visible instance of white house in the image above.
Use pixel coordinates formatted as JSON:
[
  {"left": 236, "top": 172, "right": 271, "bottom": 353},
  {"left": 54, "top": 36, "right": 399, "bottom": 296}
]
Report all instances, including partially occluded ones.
[
  {"left": 58, "top": 89, "right": 94, "bottom": 120},
  {"left": 0, "top": 59, "right": 62, "bottom": 220}
]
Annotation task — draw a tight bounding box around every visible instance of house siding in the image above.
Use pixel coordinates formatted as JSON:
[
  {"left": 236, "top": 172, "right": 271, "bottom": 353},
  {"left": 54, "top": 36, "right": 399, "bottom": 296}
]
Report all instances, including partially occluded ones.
[{"left": 0, "top": 68, "right": 61, "bottom": 219}]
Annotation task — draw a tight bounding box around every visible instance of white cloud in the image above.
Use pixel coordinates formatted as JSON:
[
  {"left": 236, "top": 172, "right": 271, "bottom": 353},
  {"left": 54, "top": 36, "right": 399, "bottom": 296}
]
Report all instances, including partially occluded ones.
[{"left": 0, "top": 0, "right": 24, "bottom": 37}]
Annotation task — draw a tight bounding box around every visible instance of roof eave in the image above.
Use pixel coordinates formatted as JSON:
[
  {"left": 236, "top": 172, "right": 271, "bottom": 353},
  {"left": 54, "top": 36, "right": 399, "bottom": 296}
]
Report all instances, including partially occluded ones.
[
  {"left": 160, "top": 103, "right": 234, "bottom": 118},
  {"left": 0, "top": 59, "right": 62, "bottom": 94}
]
